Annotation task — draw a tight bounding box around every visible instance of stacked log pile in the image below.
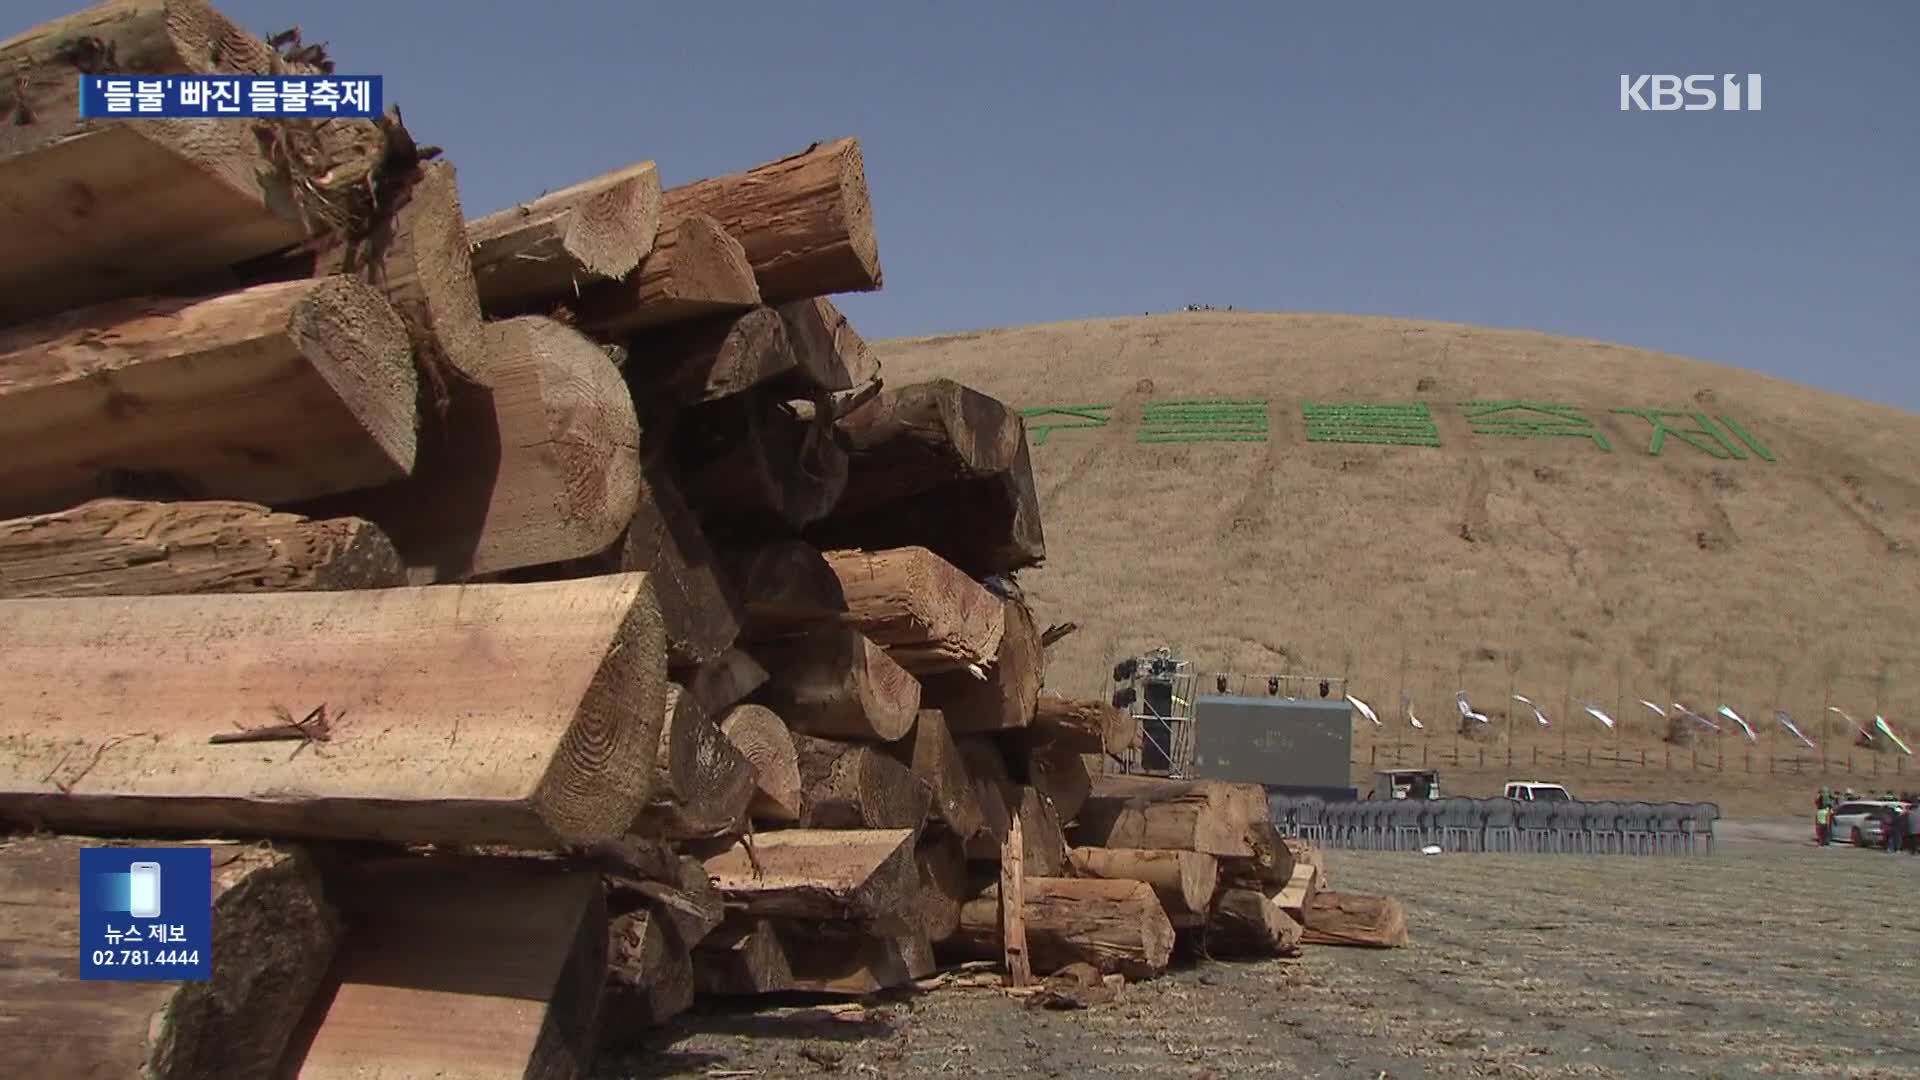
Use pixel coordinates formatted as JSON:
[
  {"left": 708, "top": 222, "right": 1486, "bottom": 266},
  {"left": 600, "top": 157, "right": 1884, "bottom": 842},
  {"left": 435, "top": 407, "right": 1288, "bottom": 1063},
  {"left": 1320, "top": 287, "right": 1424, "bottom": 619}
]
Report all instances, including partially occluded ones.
[{"left": 0, "top": 3, "right": 1406, "bottom": 1077}]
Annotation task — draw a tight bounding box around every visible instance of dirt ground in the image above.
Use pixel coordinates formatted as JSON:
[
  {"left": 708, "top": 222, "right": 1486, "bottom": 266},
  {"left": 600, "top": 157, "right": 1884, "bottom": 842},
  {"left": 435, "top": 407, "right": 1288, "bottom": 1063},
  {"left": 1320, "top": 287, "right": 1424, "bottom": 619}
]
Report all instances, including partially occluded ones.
[{"left": 595, "top": 821, "right": 1920, "bottom": 1079}]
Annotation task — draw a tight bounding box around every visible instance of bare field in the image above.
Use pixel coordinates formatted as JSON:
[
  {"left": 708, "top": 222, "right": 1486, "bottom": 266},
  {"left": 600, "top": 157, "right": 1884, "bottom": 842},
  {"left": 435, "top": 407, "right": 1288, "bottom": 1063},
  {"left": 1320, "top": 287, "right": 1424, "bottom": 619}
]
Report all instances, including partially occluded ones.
[
  {"left": 876, "top": 312, "right": 1920, "bottom": 810},
  {"left": 599, "top": 828, "right": 1920, "bottom": 1078}
]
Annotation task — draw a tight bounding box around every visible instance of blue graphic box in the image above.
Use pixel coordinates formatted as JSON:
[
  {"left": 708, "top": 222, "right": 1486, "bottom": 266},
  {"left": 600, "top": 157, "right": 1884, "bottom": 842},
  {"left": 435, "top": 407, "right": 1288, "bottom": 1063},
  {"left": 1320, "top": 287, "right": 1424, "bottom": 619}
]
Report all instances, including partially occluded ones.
[{"left": 78, "top": 846, "right": 212, "bottom": 981}]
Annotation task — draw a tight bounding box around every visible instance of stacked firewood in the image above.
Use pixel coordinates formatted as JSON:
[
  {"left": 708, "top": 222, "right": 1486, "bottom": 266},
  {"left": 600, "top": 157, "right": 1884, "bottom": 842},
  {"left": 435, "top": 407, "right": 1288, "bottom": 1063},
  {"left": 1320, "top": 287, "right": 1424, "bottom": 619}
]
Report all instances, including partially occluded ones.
[{"left": 0, "top": 3, "right": 1405, "bottom": 1077}]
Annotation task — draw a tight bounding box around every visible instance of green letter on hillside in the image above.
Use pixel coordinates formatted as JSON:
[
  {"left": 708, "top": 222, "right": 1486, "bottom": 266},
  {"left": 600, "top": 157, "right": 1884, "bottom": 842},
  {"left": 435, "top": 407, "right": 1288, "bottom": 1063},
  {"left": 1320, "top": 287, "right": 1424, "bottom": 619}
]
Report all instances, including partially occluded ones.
[
  {"left": 1138, "top": 399, "right": 1269, "bottom": 443},
  {"left": 1302, "top": 402, "right": 1442, "bottom": 447},
  {"left": 1461, "top": 401, "right": 1612, "bottom": 451},
  {"left": 1612, "top": 409, "right": 1772, "bottom": 460},
  {"left": 1020, "top": 405, "right": 1113, "bottom": 446}
]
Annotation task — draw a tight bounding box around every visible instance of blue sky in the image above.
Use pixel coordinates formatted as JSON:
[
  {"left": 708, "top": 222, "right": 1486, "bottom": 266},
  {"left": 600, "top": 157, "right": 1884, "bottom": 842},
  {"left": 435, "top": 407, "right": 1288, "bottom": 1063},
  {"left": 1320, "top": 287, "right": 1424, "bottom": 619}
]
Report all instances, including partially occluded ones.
[{"left": 23, "top": 2, "right": 1917, "bottom": 407}]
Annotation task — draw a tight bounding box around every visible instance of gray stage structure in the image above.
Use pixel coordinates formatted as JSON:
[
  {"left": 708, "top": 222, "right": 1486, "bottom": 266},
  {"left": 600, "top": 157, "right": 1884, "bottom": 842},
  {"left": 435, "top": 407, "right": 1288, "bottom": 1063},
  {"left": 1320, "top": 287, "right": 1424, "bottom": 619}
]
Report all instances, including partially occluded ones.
[{"left": 1188, "top": 695, "right": 1357, "bottom": 800}]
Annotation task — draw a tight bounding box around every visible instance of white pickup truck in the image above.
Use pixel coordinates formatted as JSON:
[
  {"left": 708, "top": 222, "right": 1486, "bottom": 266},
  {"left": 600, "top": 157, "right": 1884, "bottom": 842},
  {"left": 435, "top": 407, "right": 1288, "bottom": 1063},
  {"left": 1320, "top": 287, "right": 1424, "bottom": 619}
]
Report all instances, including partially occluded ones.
[{"left": 1503, "top": 780, "right": 1573, "bottom": 802}]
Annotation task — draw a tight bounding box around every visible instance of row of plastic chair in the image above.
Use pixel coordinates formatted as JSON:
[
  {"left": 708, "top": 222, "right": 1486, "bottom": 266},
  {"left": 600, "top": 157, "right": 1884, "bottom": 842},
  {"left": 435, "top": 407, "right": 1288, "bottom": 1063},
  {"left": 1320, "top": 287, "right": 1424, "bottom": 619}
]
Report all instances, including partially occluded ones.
[{"left": 1268, "top": 794, "right": 1720, "bottom": 854}]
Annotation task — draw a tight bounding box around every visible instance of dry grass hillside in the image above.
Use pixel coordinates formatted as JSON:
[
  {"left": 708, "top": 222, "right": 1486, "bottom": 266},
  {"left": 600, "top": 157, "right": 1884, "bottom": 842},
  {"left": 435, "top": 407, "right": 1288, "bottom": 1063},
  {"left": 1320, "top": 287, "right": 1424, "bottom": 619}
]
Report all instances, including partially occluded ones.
[{"left": 878, "top": 313, "right": 1920, "bottom": 815}]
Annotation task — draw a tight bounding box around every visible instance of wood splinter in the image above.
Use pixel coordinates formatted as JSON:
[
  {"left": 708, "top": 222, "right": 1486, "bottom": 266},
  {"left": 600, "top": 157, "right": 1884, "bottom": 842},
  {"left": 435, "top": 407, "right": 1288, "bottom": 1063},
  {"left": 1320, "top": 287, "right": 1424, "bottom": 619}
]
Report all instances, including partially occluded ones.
[{"left": 206, "top": 704, "right": 336, "bottom": 756}]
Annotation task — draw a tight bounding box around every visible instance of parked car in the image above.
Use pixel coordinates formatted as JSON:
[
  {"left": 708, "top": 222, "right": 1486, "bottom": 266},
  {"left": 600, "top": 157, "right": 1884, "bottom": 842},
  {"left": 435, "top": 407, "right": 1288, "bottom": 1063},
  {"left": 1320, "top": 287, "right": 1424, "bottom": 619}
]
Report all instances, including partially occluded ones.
[
  {"left": 1829, "top": 800, "right": 1906, "bottom": 847},
  {"left": 1504, "top": 781, "right": 1574, "bottom": 802},
  {"left": 1369, "top": 769, "right": 1441, "bottom": 800}
]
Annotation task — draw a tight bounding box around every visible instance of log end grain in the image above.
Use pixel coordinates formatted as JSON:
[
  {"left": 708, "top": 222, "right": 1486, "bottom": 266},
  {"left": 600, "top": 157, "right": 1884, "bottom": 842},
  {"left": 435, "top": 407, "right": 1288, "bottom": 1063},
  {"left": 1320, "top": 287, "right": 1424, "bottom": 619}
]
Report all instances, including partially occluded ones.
[
  {"left": 718, "top": 704, "right": 802, "bottom": 824},
  {"left": 290, "top": 276, "right": 421, "bottom": 478}
]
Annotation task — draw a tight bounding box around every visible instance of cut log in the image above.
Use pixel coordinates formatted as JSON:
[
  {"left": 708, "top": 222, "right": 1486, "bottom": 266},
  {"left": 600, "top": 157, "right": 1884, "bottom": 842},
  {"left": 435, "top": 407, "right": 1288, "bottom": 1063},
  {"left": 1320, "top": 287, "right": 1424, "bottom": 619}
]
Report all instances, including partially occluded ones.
[
  {"left": 884, "top": 709, "right": 985, "bottom": 841},
  {"left": 604, "top": 906, "right": 693, "bottom": 1033},
  {"left": 810, "top": 428, "right": 1045, "bottom": 576},
  {"left": 753, "top": 626, "right": 922, "bottom": 742},
  {"left": 821, "top": 379, "right": 1019, "bottom": 513},
  {"left": 967, "top": 786, "right": 1066, "bottom": 875},
  {"left": 1205, "top": 888, "right": 1303, "bottom": 959},
  {"left": 690, "top": 649, "right": 770, "bottom": 716},
  {"left": 314, "top": 160, "right": 490, "bottom": 389},
  {"left": 1301, "top": 892, "right": 1409, "bottom": 949},
  {"left": 290, "top": 856, "right": 607, "bottom": 1079},
  {"left": 0, "top": 277, "right": 417, "bottom": 517},
  {"left": 573, "top": 213, "right": 759, "bottom": 336},
  {"left": 1030, "top": 750, "right": 1092, "bottom": 824},
  {"left": 675, "top": 388, "right": 849, "bottom": 533},
  {"left": 605, "top": 857, "right": 724, "bottom": 956},
  {"left": 693, "top": 917, "right": 793, "bottom": 996},
  {"left": 723, "top": 539, "right": 847, "bottom": 637},
  {"left": 952, "top": 878, "right": 1174, "bottom": 980},
  {"left": 718, "top": 703, "right": 802, "bottom": 823},
  {"left": 0, "top": 574, "right": 668, "bottom": 847},
  {"left": 661, "top": 137, "right": 880, "bottom": 303},
  {"left": 778, "top": 297, "right": 880, "bottom": 406},
  {"left": 1071, "top": 779, "right": 1255, "bottom": 858},
  {"left": 793, "top": 733, "right": 933, "bottom": 830},
  {"left": 1284, "top": 838, "right": 1329, "bottom": 892},
  {"left": 0, "top": 2, "right": 385, "bottom": 325},
  {"left": 916, "top": 830, "right": 968, "bottom": 945},
  {"left": 1066, "top": 848, "right": 1218, "bottom": 923},
  {"left": 0, "top": 835, "right": 338, "bottom": 1080},
  {"left": 1220, "top": 821, "right": 1295, "bottom": 890},
  {"left": 1024, "top": 697, "right": 1138, "bottom": 756},
  {"left": 920, "top": 600, "right": 1042, "bottom": 734},
  {"left": 782, "top": 925, "right": 934, "bottom": 996},
  {"left": 468, "top": 160, "right": 662, "bottom": 316},
  {"left": 956, "top": 736, "right": 1016, "bottom": 845},
  {"left": 1271, "top": 860, "right": 1319, "bottom": 925},
  {"left": 701, "top": 828, "right": 917, "bottom": 931},
  {"left": 307, "top": 315, "right": 640, "bottom": 582},
  {"left": 0, "top": 498, "right": 404, "bottom": 598},
  {"left": 635, "top": 684, "right": 755, "bottom": 840},
  {"left": 824, "top": 546, "right": 1007, "bottom": 674},
  {"left": 628, "top": 305, "right": 814, "bottom": 404}
]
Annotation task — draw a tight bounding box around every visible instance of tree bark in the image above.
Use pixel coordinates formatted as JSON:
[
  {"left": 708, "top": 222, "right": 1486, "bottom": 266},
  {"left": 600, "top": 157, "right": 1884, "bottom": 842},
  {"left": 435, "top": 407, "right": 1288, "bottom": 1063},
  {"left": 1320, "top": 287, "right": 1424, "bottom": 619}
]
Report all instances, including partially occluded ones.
[
  {"left": 0, "top": 499, "right": 404, "bottom": 597},
  {"left": 1205, "top": 887, "right": 1303, "bottom": 958},
  {"left": 825, "top": 546, "right": 1007, "bottom": 674},
  {"left": 305, "top": 315, "right": 640, "bottom": 582},
  {"left": 916, "top": 829, "right": 968, "bottom": 945},
  {"left": 572, "top": 213, "right": 760, "bottom": 336},
  {"left": 1066, "top": 848, "right": 1218, "bottom": 922},
  {"left": 701, "top": 828, "right": 917, "bottom": 931},
  {"left": 0, "top": 277, "right": 417, "bottom": 516},
  {"left": 0, "top": 835, "right": 339, "bottom": 1080},
  {"left": 883, "top": 709, "right": 986, "bottom": 841},
  {"left": 753, "top": 626, "right": 922, "bottom": 742},
  {"left": 722, "top": 539, "right": 847, "bottom": 638},
  {"left": 692, "top": 917, "right": 793, "bottom": 996},
  {"left": 674, "top": 387, "right": 849, "bottom": 534},
  {"left": 1024, "top": 697, "right": 1138, "bottom": 756},
  {"left": 293, "top": 855, "right": 608, "bottom": 1079},
  {"left": 635, "top": 683, "right": 755, "bottom": 840},
  {"left": 0, "top": 2, "right": 385, "bottom": 326},
  {"left": 952, "top": 878, "right": 1174, "bottom": 979},
  {"left": 467, "top": 160, "right": 661, "bottom": 316},
  {"left": 920, "top": 600, "right": 1043, "bottom": 734},
  {"left": 718, "top": 703, "right": 802, "bottom": 824},
  {"left": 793, "top": 733, "right": 933, "bottom": 830},
  {"left": 0, "top": 574, "right": 668, "bottom": 848},
  {"left": 1301, "top": 892, "right": 1409, "bottom": 948},
  {"left": 660, "top": 137, "right": 881, "bottom": 303}
]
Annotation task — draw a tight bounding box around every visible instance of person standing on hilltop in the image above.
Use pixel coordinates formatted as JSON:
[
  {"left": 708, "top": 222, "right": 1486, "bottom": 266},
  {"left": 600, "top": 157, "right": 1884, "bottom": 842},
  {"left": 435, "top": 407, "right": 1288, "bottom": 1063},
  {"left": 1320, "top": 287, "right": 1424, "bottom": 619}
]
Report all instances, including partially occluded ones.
[
  {"left": 1885, "top": 802, "right": 1910, "bottom": 855},
  {"left": 1815, "top": 801, "right": 1833, "bottom": 846}
]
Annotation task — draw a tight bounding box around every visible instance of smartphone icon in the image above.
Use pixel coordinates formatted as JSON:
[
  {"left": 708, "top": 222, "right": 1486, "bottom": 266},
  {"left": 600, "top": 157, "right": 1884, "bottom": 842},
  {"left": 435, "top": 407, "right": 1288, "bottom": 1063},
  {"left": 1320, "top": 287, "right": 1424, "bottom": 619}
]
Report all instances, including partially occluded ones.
[{"left": 128, "top": 862, "right": 162, "bottom": 919}]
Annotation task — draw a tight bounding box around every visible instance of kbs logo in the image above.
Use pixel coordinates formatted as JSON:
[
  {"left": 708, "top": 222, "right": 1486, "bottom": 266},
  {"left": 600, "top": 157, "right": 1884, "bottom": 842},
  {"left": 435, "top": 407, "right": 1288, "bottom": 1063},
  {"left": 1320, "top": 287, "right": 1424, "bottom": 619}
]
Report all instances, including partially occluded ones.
[{"left": 1619, "top": 74, "right": 1763, "bottom": 111}]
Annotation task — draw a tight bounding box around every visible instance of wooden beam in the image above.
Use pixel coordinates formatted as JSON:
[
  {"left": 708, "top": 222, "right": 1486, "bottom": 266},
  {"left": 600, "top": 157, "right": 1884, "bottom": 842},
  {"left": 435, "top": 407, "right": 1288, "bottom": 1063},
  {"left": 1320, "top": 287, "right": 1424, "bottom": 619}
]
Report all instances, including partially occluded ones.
[
  {"left": 0, "top": 835, "right": 339, "bottom": 1080},
  {"left": 753, "top": 626, "right": 922, "bottom": 742},
  {"left": 883, "top": 709, "right": 985, "bottom": 841},
  {"left": 956, "top": 736, "right": 1015, "bottom": 846},
  {"left": 916, "top": 829, "right": 968, "bottom": 945},
  {"left": 661, "top": 137, "right": 881, "bottom": 303},
  {"left": 467, "top": 160, "right": 661, "bottom": 316},
  {"left": 782, "top": 925, "right": 933, "bottom": 996},
  {"left": 1300, "top": 892, "right": 1409, "bottom": 949},
  {"left": 1066, "top": 848, "right": 1218, "bottom": 924},
  {"left": 635, "top": 683, "right": 754, "bottom": 840},
  {"left": 0, "top": 499, "right": 404, "bottom": 598},
  {"left": 717, "top": 703, "right": 802, "bottom": 824},
  {"left": 692, "top": 917, "right": 793, "bottom": 996},
  {"left": 0, "top": 574, "right": 668, "bottom": 848},
  {"left": 674, "top": 387, "right": 849, "bottom": 534},
  {"left": 701, "top": 828, "right": 917, "bottom": 931},
  {"left": 824, "top": 547, "right": 1006, "bottom": 674},
  {"left": 1029, "top": 750, "right": 1092, "bottom": 825},
  {"left": 1272, "top": 860, "right": 1319, "bottom": 925},
  {"left": 288, "top": 856, "right": 608, "bottom": 1079},
  {"left": 689, "top": 649, "right": 770, "bottom": 716},
  {"left": 1022, "top": 697, "right": 1137, "bottom": 756},
  {"left": 778, "top": 297, "right": 879, "bottom": 405},
  {"left": 722, "top": 539, "right": 847, "bottom": 638},
  {"left": 1071, "top": 781, "right": 1254, "bottom": 858},
  {"left": 572, "top": 213, "right": 759, "bottom": 336},
  {"left": 0, "top": 277, "right": 417, "bottom": 516},
  {"left": 967, "top": 786, "right": 1066, "bottom": 875},
  {"left": 793, "top": 732, "right": 932, "bottom": 830},
  {"left": 999, "top": 810, "right": 1032, "bottom": 987},
  {"left": 604, "top": 906, "right": 693, "bottom": 1033},
  {"left": 0, "top": 2, "right": 385, "bottom": 325},
  {"left": 627, "top": 306, "right": 807, "bottom": 404},
  {"left": 822, "top": 379, "right": 1021, "bottom": 515},
  {"left": 953, "top": 878, "right": 1175, "bottom": 980},
  {"left": 920, "top": 600, "right": 1042, "bottom": 734},
  {"left": 307, "top": 315, "right": 640, "bottom": 582},
  {"left": 1205, "top": 888, "right": 1303, "bottom": 958}
]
